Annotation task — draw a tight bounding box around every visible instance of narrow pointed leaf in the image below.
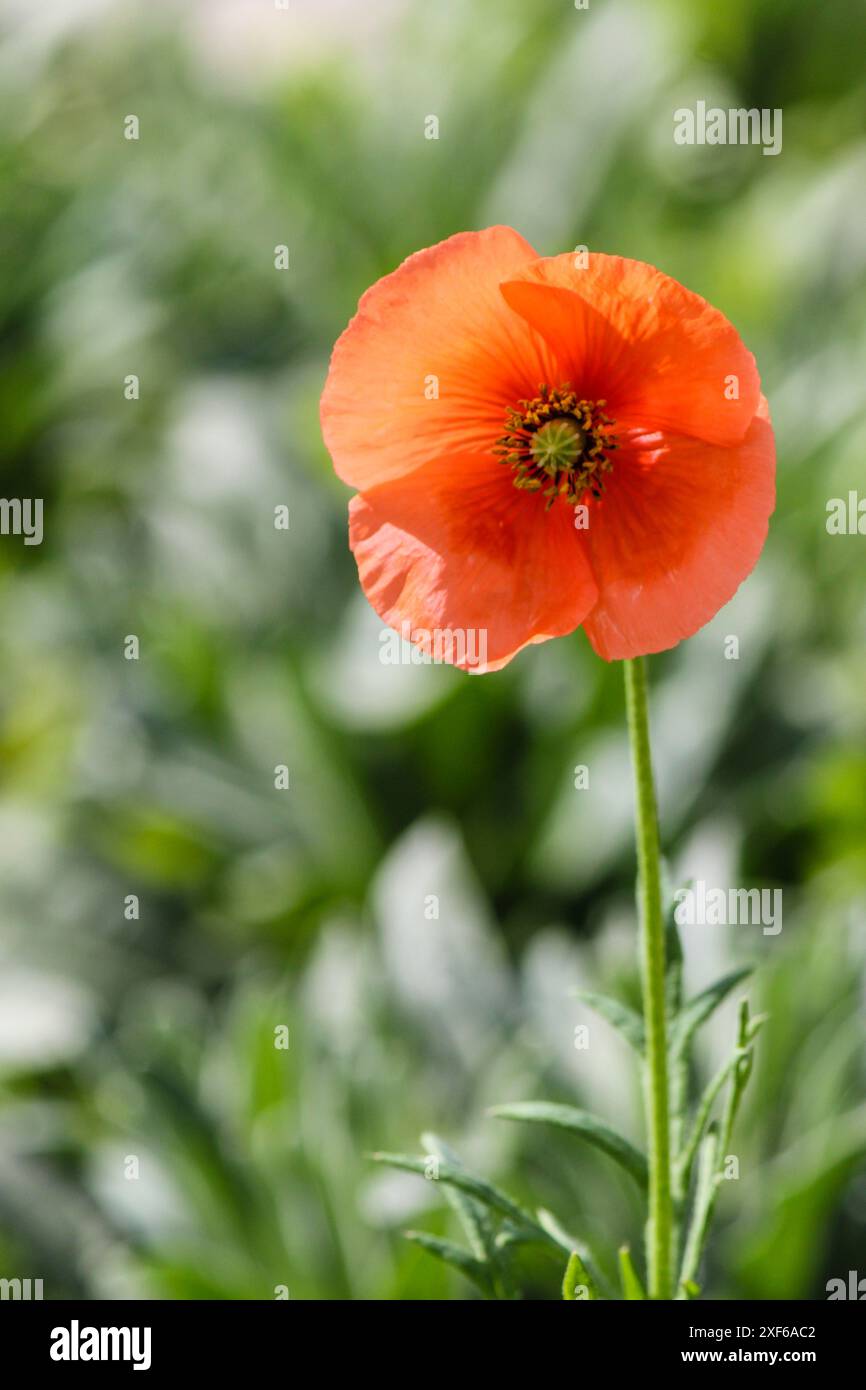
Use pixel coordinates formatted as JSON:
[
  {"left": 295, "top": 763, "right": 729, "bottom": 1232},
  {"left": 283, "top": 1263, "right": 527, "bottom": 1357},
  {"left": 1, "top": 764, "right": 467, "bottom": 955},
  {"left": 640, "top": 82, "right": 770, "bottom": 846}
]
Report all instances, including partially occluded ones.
[
  {"left": 421, "top": 1132, "right": 494, "bottom": 1266},
  {"left": 538, "top": 1210, "right": 615, "bottom": 1299},
  {"left": 669, "top": 968, "right": 754, "bottom": 1057},
  {"left": 618, "top": 1245, "right": 647, "bottom": 1299},
  {"left": 679, "top": 1128, "right": 720, "bottom": 1289},
  {"left": 562, "top": 1250, "right": 598, "bottom": 1301},
  {"left": 403, "top": 1230, "right": 492, "bottom": 1295},
  {"left": 572, "top": 990, "right": 645, "bottom": 1055},
  {"left": 676, "top": 1049, "right": 743, "bottom": 1192},
  {"left": 369, "top": 1151, "right": 547, "bottom": 1240},
  {"left": 535, "top": 1207, "right": 583, "bottom": 1255},
  {"left": 490, "top": 1101, "right": 648, "bottom": 1190},
  {"left": 494, "top": 1223, "right": 533, "bottom": 1251},
  {"left": 665, "top": 887, "right": 686, "bottom": 1017}
]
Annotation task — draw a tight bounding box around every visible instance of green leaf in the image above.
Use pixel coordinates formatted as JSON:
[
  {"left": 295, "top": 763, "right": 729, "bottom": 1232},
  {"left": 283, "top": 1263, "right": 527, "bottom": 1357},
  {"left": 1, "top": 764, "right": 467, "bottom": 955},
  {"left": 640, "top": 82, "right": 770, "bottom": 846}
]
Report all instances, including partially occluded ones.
[
  {"left": 535, "top": 1210, "right": 613, "bottom": 1298},
  {"left": 493, "top": 1223, "right": 534, "bottom": 1251},
  {"left": 403, "top": 1230, "right": 492, "bottom": 1296},
  {"left": 666, "top": 900, "right": 691, "bottom": 1147},
  {"left": 669, "top": 967, "right": 754, "bottom": 1058},
  {"left": 489, "top": 1101, "right": 648, "bottom": 1190},
  {"left": 618, "top": 1245, "right": 647, "bottom": 1299},
  {"left": 421, "top": 1132, "right": 495, "bottom": 1266},
  {"left": 421, "top": 1132, "right": 516, "bottom": 1298},
  {"left": 369, "top": 1151, "right": 548, "bottom": 1241},
  {"left": 535, "top": 1207, "right": 584, "bottom": 1255},
  {"left": 676, "top": 1049, "right": 743, "bottom": 1192},
  {"left": 679, "top": 1127, "right": 720, "bottom": 1290},
  {"left": 562, "top": 1250, "right": 598, "bottom": 1301},
  {"left": 746, "top": 1011, "right": 769, "bottom": 1044},
  {"left": 572, "top": 990, "right": 645, "bottom": 1055},
  {"left": 665, "top": 887, "right": 686, "bottom": 1017}
]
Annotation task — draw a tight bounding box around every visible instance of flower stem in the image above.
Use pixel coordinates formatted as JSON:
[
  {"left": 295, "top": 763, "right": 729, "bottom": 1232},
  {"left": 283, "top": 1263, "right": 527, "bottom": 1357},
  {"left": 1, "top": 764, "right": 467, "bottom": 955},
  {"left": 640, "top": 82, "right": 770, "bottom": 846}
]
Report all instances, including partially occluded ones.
[{"left": 623, "top": 656, "right": 673, "bottom": 1299}]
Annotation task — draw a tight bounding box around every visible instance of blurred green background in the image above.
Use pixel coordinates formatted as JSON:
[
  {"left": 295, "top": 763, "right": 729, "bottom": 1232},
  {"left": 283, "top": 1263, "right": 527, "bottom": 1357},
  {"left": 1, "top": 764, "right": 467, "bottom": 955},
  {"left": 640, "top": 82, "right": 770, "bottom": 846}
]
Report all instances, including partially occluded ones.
[{"left": 1, "top": 0, "right": 865, "bottom": 1300}]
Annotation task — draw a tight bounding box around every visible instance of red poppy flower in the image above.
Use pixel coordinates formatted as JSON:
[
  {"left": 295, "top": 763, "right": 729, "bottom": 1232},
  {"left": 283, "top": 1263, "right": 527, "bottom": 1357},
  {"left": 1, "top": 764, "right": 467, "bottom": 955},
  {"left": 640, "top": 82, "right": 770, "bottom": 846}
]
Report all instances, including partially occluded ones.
[{"left": 320, "top": 227, "right": 774, "bottom": 672}]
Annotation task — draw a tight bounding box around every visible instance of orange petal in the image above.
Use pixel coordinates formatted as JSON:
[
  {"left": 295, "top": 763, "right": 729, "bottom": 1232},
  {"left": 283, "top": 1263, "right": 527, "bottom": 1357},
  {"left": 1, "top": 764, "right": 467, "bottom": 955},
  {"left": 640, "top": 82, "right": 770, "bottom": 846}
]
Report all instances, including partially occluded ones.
[
  {"left": 321, "top": 227, "right": 559, "bottom": 490},
  {"left": 349, "top": 454, "right": 599, "bottom": 672},
  {"left": 581, "top": 407, "right": 775, "bottom": 660},
  {"left": 501, "top": 254, "right": 760, "bottom": 447}
]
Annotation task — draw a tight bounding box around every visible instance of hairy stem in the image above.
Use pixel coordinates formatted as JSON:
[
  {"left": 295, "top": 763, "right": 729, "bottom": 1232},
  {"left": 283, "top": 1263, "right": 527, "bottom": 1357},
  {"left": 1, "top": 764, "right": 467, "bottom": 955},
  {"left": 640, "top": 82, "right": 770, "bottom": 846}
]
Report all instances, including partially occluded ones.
[{"left": 623, "top": 657, "right": 673, "bottom": 1299}]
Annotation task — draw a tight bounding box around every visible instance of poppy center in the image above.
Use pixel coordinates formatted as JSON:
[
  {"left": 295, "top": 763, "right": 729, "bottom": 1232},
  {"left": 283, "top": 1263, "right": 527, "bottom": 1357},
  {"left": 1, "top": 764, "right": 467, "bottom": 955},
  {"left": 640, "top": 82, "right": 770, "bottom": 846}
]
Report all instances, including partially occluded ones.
[
  {"left": 494, "top": 384, "right": 617, "bottom": 509},
  {"left": 530, "top": 418, "right": 585, "bottom": 470}
]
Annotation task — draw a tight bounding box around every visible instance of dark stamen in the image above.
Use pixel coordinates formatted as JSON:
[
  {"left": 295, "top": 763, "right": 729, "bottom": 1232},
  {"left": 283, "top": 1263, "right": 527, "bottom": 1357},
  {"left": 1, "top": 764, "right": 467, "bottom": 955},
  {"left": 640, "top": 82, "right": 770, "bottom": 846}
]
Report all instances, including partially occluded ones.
[{"left": 494, "top": 383, "right": 617, "bottom": 509}]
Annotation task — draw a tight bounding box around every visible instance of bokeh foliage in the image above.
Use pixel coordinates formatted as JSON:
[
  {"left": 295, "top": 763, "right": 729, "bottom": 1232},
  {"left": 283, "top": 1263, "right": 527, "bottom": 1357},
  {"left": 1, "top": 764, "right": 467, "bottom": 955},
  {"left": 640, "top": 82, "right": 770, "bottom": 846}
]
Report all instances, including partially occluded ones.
[{"left": 0, "top": 0, "right": 864, "bottom": 1299}]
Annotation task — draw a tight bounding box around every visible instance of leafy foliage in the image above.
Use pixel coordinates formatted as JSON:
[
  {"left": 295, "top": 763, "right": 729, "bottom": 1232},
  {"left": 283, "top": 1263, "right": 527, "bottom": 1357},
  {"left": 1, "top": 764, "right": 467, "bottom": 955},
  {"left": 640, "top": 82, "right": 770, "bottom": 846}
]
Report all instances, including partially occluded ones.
[{"left": 381, "top": 904, "right": 771, "bottom": 1297}]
